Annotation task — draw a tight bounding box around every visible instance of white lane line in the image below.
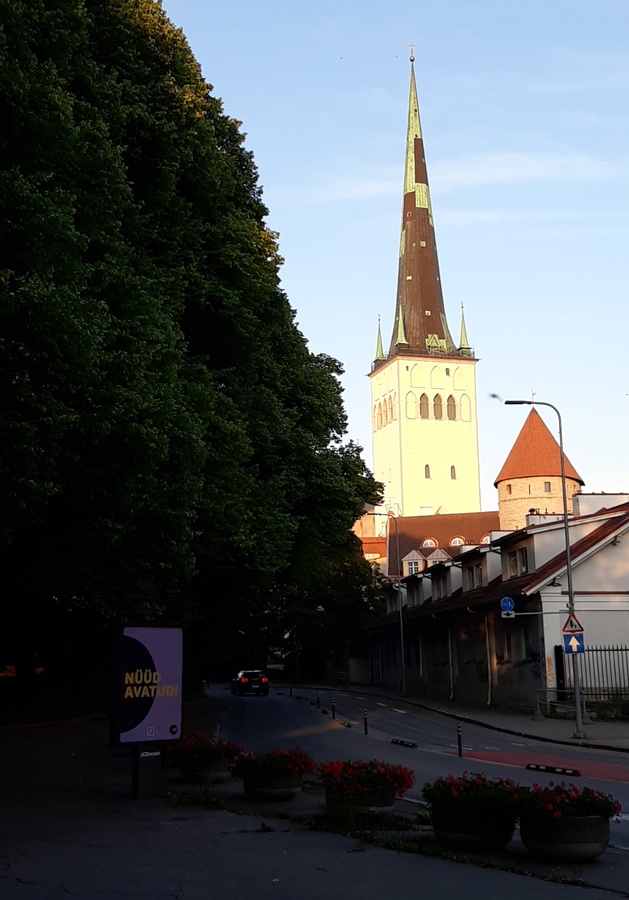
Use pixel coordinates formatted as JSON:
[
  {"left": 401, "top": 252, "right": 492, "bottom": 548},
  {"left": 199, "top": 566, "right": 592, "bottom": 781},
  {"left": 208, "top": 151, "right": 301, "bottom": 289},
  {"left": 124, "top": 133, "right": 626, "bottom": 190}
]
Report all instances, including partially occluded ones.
[
  {"left": 377, "top": 702, "right": 389, "bottom": 708},
  {"left": 393, "top": 708, "right": 407, "bottom": 714}
]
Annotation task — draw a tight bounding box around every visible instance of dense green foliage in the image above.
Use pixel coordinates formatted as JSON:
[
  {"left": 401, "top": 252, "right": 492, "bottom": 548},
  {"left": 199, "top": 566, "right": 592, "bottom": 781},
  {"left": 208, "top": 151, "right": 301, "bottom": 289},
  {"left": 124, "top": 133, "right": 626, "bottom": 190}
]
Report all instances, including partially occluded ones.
[{"left": 0, "top": 0, "right": 381, "bottom": 706}]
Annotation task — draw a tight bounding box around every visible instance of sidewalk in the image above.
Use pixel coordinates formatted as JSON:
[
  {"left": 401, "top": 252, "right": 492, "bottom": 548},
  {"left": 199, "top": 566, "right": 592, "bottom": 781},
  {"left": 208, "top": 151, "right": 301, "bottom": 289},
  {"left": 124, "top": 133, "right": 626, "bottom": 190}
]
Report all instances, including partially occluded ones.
[
  {"left": 388, "top": 692, "right": 629, "bottom": 753},
  {"left": 1, "top": 690, "right": 628, "bottom": 899}
]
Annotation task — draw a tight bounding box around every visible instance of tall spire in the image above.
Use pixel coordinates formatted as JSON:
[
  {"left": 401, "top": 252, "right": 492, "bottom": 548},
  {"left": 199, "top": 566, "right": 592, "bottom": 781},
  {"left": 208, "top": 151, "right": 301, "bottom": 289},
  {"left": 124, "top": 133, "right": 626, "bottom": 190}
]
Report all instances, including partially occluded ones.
[{"left": 387, "top": 55, "right": 459, "bottom": 361}]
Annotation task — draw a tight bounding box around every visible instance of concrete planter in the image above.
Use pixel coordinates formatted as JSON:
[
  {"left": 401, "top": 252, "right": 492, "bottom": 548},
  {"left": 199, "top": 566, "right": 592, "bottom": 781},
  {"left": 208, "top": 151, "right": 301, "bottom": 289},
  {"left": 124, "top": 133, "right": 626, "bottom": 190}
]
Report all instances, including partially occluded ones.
[
  {"left": 325, "top": 786, "right": 396, "bottom": 812},
  {"left": 520, "top": 815, "right": 610, "bottom": 860},
  {"left": 242, "top": 772, "right": 303, "bottom": 800},
  {"left": 431, "top": 802, "right": 516, "bottom": 852}
]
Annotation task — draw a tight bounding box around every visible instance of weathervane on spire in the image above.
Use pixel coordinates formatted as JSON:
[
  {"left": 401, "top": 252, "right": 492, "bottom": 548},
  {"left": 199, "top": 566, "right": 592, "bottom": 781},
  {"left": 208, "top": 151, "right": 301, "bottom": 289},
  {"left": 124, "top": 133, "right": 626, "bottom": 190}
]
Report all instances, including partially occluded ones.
[{"left": 409, "top": 42, "right": 415, "bottom": 63}]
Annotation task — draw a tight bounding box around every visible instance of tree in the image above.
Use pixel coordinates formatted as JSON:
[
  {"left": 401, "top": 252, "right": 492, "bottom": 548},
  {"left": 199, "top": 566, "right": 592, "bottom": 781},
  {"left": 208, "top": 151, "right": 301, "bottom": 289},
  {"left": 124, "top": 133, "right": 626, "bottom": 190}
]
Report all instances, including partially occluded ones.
[{"left": 0, "top": 0, "right": 382, "bottom": 711}]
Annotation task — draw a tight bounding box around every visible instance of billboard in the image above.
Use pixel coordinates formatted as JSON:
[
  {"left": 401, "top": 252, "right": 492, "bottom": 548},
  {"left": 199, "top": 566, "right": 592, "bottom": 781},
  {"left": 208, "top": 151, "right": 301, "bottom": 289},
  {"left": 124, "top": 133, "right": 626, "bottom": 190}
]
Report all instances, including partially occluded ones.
[{"left": 114, "top": 626, "right": 183, "bottom": 744}]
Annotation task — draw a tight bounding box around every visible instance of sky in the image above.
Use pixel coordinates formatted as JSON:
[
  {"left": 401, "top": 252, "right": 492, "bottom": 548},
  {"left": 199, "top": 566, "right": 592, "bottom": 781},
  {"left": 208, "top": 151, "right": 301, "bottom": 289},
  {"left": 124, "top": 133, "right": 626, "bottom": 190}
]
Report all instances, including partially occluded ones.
[{"left": 161, "top": 0, "right": 628, "bottom": 510}]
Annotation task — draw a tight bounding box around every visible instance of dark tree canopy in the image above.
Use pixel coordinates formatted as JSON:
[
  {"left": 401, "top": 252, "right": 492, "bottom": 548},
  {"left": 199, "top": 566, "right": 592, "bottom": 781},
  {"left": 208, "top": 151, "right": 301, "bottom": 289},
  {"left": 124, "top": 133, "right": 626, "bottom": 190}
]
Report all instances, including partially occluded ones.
[{"left": 0, "top": 0, "right": 382, "bottom": 710}]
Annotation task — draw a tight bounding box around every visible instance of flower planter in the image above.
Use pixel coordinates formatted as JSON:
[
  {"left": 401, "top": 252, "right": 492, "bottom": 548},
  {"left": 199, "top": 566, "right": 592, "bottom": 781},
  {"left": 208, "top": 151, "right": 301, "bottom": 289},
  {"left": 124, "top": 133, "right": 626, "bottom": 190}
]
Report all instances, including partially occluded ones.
[
  {"left": 243, "top": 772, "right": 303, "bottom": 800},
  {"left": 431, "top": 802, "right": 516, "bottom": 852},
  {"left": 519, "top": 815, "right": 610, "bottom": 860},
  {"left": 325, "top": 786, "right": 396, "bottom": 812}
]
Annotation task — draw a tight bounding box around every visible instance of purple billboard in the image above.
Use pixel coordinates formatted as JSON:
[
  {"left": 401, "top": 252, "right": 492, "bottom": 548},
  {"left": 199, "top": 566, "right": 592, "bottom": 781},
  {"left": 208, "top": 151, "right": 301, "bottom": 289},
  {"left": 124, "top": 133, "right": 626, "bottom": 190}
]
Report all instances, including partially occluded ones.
[{"left": 115, "top": 626, "right": 183, "bottom": 744}]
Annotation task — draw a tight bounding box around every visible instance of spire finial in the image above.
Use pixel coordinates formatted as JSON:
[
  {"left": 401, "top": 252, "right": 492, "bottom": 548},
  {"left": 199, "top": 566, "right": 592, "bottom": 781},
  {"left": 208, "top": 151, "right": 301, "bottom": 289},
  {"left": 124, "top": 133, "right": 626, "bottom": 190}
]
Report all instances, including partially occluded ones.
[{"left": 409, "top": 42, "right": 415, "bottom": 63}]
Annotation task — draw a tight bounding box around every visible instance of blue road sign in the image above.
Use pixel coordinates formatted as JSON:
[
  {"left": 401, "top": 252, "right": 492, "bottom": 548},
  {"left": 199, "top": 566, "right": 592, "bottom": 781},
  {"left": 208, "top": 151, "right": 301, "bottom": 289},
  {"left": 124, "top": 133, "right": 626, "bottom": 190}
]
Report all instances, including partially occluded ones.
[
  {"left": 500, "top": 597, "right": 515, "bottom": 612},
  {"left": 563, "top": 633, "right": 585, "bottom": 654}
]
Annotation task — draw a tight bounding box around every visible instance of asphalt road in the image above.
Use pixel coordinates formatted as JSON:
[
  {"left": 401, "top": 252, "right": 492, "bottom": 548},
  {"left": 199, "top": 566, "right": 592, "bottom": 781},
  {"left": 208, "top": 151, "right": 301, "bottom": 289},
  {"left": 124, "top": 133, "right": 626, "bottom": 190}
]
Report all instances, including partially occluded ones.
[{"left": 1, "top": 689, "right": 628, "bottom": 899}]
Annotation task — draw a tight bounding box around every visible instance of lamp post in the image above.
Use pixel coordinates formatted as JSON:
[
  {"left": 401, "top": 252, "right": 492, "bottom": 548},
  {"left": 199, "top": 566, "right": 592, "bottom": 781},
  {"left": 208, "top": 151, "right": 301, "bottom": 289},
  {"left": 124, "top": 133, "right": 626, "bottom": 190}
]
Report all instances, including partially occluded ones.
[
  {"left": 367, "top": 509, "right": 406, "bottom": 695},
  {"left": 504, "top": 399, "right": 584, "bottom": 738}
]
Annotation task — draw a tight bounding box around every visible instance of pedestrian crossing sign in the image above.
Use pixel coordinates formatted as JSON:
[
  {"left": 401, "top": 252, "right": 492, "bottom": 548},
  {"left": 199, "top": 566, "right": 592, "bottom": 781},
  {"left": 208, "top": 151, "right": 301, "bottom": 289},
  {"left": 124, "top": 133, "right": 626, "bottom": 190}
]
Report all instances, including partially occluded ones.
[{"left": 562, "top": 612, "right": 583, "bottom": 634}]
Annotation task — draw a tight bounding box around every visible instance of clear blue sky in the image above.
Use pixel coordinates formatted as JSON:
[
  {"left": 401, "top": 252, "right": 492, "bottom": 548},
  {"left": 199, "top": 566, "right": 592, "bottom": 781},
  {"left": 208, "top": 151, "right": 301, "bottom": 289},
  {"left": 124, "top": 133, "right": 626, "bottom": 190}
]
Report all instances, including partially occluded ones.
[{"left": 162, "top": 0, "right": 628, "bottom": 510}]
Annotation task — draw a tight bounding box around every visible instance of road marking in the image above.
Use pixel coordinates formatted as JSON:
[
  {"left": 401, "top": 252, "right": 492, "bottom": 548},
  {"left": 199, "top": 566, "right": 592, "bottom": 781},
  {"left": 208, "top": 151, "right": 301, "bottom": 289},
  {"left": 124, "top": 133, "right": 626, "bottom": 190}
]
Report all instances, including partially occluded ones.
[
  {"left": 376, "top": 702, "right": 388, "bottom": 708},
  {"left": 393, "top": 708, "right": 407, "bottom": 714}
]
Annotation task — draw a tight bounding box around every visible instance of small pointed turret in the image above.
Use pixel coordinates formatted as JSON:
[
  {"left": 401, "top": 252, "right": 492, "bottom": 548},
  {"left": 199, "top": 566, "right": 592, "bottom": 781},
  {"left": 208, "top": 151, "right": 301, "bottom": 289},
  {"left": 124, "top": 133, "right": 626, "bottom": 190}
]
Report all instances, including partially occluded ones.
[
  {"left": 395, "top": 308, "right": 408, "bottom": 346},
  {"left": 374, "top": 316, "right": 385, "bottom": 360},
  {"left": 459, "top": 303, "right": 472, "bottom": 356}
]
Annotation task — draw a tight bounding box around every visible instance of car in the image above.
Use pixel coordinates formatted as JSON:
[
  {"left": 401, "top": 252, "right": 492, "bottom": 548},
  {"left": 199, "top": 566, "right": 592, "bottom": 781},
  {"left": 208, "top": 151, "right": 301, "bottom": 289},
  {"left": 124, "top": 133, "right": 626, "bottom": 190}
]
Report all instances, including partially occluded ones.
[{"left": 231, "top": 669, "right": 269, "bottom": 696}]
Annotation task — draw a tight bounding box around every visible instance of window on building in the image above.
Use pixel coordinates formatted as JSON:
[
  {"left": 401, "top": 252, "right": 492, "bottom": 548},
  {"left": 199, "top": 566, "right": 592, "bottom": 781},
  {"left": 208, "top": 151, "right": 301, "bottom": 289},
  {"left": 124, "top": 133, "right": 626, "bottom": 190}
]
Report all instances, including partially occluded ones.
[
  {"left": 407, "top": 560, "right": 420, "bottom": 575},
  {"left": 474, "top": 563, "right": 483, "bottom": 588},
  {"left": 424, "top": 464, "right": 431, "bottom": 479},
  {"left": 506, "top": 484, "right": 512, "bottom": 495},
  {"left": 434, "top": 576, "right": 447, "bottom": 599},
  {"left": 519, "top": 548, "right": 529, "bottom": 574},
  {"left": 391, "top": 394, "right": 397, "bottom": 420},
  {"left": 504, "top": 630, "right": 512, "bottom": 662},
  {"left": 377, "top": 403, "right": 383, "bottom": 429},
  {"left": 387, "top": 396, "right": 393, "bottom": 424},
  {"left": 447, "top": 395, "right": 456, "bottom": 420},
  {"left": 544, "top": 482, "right": 551, "bottom": 493},
  {"left": 509, "top": 551, "right": 518, "bottom": 577},
  {"left": 422, "top": 538, "right": 437, "bottom": 548},
  {"left": 450, "top": 536, "right": 465, "bottom": 546},
  {"left": 480, "top": 534, "right": 490, "bottom": 544},
  {"left": 433, "top": 394, "right": 443, "bottom": 419},
  {"left": 419, "top": 393, "right": 429, "bottom": 418},
  {"left": 450, "top": 465, "right": 456, "bottom": 480}
]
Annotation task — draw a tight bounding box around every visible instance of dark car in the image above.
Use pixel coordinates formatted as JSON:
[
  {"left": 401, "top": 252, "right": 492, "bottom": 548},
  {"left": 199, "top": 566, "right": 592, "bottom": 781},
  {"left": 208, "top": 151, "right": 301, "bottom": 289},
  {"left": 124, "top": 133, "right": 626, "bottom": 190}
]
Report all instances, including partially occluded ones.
[{"left": 231, "top": 669, "right": 269, "bottom": 696}]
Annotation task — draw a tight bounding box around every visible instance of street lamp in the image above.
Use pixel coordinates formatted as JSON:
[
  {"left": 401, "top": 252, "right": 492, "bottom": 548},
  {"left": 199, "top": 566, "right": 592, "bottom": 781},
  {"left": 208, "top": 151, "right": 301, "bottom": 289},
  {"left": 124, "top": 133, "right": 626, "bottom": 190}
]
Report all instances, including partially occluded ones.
[
  {"left": 504, "top": 399, "right": 584, "bottom": 738},
  {"left": 367, "top": 509, "right": 407, "bottom": 695}
]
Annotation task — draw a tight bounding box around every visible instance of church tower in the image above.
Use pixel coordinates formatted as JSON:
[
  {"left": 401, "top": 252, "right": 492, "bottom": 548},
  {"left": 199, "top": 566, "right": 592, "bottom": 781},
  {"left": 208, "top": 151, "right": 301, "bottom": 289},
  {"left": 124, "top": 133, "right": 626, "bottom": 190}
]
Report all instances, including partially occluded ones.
[{"left": 369, "top": 55, "right": 481, "bottom": 517}]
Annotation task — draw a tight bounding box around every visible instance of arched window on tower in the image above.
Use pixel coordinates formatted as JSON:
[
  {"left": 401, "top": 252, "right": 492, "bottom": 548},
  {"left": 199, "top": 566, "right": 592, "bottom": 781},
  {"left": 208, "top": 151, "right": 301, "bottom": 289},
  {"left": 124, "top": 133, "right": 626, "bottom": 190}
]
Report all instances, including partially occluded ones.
[
  {"left": 391, "top": 393, "right": 397, "bottom": 420},
  {"left": 424, "top": 464, "right": 431, "bottom": 479},
  {"left": 433, "top": 394, "right": 443, "bottom": 419},
  {"left": 405, "top": 392, "right": 417, "bottom": 419},
  {"left": 387, "top": 396, "right": 393, "bottom": 424},
  {"left": 377, "top": 403, "right": 383, "bottom": 429},
  {"left": 373, "top": 406, "right": 378, "bottom": 431},
  {"left": 450, "top": 465, "right": 456, "bottom": 480},
  {"left": 447, "top": 395, "right": 456, "bottom": 420},
  {"left": 419, "top": 393, "right": 429, "bottom": 418},
  {"left": 382, "top": 400, "right": 388, "bottom": 426},
  {"left": 460, "top": 394, "right": 471, "bottom": 422}
]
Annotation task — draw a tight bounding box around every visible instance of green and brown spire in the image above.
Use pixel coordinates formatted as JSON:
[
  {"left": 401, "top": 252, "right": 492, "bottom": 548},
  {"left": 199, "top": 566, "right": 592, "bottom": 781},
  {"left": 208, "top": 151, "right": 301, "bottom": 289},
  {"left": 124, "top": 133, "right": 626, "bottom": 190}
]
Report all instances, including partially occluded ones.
[{"left": 385, "top": 55, "right": 464, "bottom": 362}]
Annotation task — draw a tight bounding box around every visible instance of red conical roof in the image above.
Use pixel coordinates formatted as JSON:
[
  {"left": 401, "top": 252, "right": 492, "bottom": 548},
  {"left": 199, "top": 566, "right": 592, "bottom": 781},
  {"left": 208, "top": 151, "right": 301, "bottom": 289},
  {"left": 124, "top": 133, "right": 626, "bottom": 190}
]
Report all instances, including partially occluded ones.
[{"left": 494, "top": 408, "right": 584, "bottom": 486}]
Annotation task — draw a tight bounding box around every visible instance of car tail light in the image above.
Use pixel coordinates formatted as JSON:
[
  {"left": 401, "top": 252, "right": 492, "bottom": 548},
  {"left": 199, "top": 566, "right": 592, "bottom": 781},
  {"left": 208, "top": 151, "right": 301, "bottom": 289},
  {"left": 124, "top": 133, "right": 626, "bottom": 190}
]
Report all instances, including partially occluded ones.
[
  {"left": 241, "top": 677, "right": 249, "bottom": 683},
  {"left": 261, "top": 677, "right": 268, "bottom": 683}
]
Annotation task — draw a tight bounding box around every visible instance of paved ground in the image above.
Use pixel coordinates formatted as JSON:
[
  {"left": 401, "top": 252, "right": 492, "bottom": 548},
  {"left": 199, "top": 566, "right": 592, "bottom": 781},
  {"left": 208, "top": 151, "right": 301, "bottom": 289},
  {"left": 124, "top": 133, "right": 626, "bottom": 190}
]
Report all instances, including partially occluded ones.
[{"left": 1, "top": 687, "right": 628, "bottom": 899}]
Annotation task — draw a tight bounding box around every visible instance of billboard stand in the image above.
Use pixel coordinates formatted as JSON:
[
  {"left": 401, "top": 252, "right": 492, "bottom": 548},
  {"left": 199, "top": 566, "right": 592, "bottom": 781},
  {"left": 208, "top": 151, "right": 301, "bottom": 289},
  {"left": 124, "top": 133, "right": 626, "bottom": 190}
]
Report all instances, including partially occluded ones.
[
  {"left": 132, "top": 744, "right": 163, "bottom": 799},
  {"left": 112, "top": 626, "right": 183, "bottom": 799}
]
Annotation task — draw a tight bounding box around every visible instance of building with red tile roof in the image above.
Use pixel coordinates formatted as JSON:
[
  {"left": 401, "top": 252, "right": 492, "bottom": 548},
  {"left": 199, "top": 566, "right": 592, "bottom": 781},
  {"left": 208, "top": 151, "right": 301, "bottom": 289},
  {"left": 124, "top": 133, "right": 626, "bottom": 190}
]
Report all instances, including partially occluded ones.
[{"left": 495, "top": 408, "right": 584, "bottom": 530}]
